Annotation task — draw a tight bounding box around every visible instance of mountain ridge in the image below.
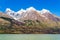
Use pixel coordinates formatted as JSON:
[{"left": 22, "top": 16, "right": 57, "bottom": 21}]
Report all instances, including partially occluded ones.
[
  {"left": 5, "top": 7, "right": 60, "bottom": 21},
  {"left": 0, "top": 7, "right": 60, "bottom": 34}
]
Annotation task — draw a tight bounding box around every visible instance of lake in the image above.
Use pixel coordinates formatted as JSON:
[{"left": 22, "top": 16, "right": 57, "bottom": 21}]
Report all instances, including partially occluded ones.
[{"left": 0, "top": 34, "right": 60, "bottom": 40}]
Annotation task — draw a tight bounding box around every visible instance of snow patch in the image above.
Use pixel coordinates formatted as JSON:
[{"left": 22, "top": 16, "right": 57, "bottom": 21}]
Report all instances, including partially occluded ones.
[
  {"left": 6, "top": 8, "right": 12, "bottom": 12},
  {"left": 26, "top": 7, "right": 36, "bottom": 11},
  {"left": 40, "top": 9, "right": 50, "bottom": 14}
]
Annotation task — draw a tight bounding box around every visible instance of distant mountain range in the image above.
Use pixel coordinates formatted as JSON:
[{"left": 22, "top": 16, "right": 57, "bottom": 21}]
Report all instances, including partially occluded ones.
[
  {"left": 0, "top": 7, "right": 60, "bottom": 34},
  {"left": 5, "top": 7, "right": 60, "bottom": 21}
]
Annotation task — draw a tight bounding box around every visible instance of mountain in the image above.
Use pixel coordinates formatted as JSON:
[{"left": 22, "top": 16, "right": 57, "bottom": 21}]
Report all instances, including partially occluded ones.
[
  {"left": 0, "top": 7, "right": 60, "bottom": 34},
  {"left": 6, "top": 7, "right": 47, "bottom": 20},
  {"left": 5, "top": 7, "right": 60, "bottom": 27},
  {"left": 5, "top": 7, "right": 60, "bottom": 21},
  {"left": 5, "top": 7, "right": 60, "bottom": 25}
]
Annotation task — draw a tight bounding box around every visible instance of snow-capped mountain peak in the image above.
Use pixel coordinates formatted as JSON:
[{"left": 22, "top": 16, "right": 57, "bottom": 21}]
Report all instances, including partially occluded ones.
[
  {"left": 5, "top": 8, "right": 20, "bottom": 20},
  {"left": 17, "top": 9, "right": 26, "bottom": 13},
  {"left": 40, "top": 9, "right": 50, "bottom": 14},
  {"left": 5, "top": 7, "right": 56, "bottom": 21},
  {"left": 26, "top": 7, "right": 36, "bottom": 11},
  {"left": 6, "top": 8, "right": 12, "bottom": 12}
]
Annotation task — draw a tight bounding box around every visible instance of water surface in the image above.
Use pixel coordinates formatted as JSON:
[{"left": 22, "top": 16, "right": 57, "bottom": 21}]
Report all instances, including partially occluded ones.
[{"left": 0, "top": 34, "right": 60, "bottom": 40}]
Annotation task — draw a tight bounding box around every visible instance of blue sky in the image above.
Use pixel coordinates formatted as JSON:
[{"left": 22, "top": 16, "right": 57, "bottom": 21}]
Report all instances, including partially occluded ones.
[{"left": 0, "top": 0, "right": 60, "bottom": 16}]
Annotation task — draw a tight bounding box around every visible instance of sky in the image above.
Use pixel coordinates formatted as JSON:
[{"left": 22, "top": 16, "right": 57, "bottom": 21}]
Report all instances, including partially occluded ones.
[{"left": 0, "top": 0, "right": 60, "bottom": 16}]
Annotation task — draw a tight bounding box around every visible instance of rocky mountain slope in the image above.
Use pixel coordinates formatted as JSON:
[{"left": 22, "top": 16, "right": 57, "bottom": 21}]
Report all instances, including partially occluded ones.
[{"left": 0, "top": 7, "right": 60, "bottom": 34}]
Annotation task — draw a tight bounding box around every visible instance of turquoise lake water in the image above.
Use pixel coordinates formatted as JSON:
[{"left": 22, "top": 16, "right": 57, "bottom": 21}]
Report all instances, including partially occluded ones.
[{"left": 0, "top": 34, "right": 60, "bottom": 40}]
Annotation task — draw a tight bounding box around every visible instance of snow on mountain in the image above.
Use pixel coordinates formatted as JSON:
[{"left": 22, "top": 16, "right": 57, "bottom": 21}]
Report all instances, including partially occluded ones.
[
  {"left": 5, "top": 7, "right": 60, "bottom": 22},
  {"left": 40, "top": 9, "right": 51, "bottom": 14},
  {"left": 6, "top": 8, "right": 20, "bottom": 20},
  {"left": 5, "top": 7, "right": 36, "bottom": 20},
  {"left": 26, "top": 7, "right": 36, "bottom": 11},
  {"left": 6, "top": 8, "right": 12, "bottom": 12}
]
